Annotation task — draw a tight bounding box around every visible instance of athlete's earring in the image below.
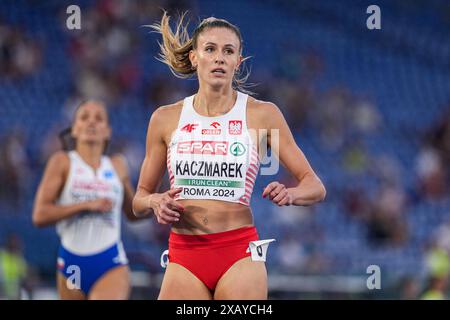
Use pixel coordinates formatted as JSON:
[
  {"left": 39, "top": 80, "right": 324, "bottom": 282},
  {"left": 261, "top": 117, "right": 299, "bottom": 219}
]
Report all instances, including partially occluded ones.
[{"left": 192, "top": 64, "right": 197, "bottom": 71}]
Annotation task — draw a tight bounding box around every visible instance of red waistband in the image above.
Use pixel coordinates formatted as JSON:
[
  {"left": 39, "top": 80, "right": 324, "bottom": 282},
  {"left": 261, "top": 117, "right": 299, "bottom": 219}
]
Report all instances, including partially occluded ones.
[{"left": 169, "top": 226, "right": 258, "bottom": 249}]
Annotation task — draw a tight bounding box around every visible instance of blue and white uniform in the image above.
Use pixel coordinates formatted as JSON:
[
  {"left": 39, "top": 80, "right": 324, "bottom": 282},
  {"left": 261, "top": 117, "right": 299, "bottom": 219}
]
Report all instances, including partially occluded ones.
[{"left": 56, "top": 151, "right": 127, "bottom": 294}]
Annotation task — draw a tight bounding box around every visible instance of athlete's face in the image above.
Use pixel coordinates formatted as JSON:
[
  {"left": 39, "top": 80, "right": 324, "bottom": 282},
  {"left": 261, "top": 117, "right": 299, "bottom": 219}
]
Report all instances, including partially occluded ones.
[
  {"left": 72, "top": 102, "right": 111, "bottom": 146},
  {"left": 190, "top": 27, "right": 242, "bottom": 88}
]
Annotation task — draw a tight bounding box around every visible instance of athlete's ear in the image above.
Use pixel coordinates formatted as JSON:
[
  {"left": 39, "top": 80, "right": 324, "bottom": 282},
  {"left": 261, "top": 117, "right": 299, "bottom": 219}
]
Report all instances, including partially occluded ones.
[
  {"left": 105, "top": 126, "right": 112, "bottom": 140},
  {"left": 189, "top": 49, "right": 198, "bottom": 70},
  {"left": 71, "top": 125, "right": 78, "bottom": 138},
  {"left": 236, "top": 55, "right": 243, "bottom": 72}
]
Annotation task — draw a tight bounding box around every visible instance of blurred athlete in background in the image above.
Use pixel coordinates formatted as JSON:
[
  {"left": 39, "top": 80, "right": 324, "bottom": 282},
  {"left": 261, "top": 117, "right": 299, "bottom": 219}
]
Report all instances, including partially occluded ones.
[{"left": 33, "top": 100, "right": 139, "bottom": 300}]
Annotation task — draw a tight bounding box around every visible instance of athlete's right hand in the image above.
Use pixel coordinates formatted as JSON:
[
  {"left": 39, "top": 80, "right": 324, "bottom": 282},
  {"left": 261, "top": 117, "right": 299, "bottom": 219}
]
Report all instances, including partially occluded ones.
[
  {"left": 86, "top": 198, "right": 113, "bottom": 213},
  {"left": 149, "top": 187, "right": 185, "bottom": 224}
]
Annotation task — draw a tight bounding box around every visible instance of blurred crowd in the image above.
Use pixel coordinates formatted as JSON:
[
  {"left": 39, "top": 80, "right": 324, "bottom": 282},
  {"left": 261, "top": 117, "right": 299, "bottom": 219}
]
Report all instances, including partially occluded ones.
[
  {"left": 0, "top": 18, "right": 42, "bottom": 79},
  {"left": 63, "top": 0, "right": 192, "bottom": 106},
  {"left": 0, "top": 0, "right": 449, "bottom": 299}
]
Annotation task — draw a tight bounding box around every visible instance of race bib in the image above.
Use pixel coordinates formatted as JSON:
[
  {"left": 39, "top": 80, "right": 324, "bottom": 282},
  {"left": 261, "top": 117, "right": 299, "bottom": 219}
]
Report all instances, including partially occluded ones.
[
  {"left": 160, "top": 249, "right": 169, "bottom": 268},
  {"left": 247, "top": 239, "right": 276, "bottom": 262}
]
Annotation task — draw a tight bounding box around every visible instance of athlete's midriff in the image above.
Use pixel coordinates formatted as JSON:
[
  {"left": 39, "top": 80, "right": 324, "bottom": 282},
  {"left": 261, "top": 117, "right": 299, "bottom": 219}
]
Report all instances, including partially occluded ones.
[{"left": 171, "top": 199, "right": 254, "bottom": 235}]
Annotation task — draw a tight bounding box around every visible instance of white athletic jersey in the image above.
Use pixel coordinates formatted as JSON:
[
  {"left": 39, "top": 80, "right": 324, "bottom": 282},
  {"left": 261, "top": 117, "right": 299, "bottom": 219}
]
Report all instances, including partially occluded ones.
[
  {"left": 167, "top": 91, "right": 259, "bottom": 206},
  {"left": 56, "top": 151, "right": 124, "bottom": 255}
]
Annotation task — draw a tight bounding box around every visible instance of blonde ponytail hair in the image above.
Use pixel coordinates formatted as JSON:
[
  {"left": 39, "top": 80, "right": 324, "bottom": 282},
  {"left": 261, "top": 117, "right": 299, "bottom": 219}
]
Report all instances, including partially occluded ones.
[{"left": 149, "top": 11, "right": 253, "bottom": 93}]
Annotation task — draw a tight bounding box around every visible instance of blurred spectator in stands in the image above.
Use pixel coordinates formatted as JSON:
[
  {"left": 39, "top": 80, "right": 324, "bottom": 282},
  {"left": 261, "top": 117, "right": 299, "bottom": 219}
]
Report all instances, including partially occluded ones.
[
  {"left": 419, "top": 239, "right": 450, "bottom": 299},
  {"left": 0, "top": 23, "right": 42, "bottom": 79},
  {"left": 277, "top": 231, "right": 308, "bottom": 274},
  {"left": 366, "top": 182, "right": 408, "bottom": 247},
  {"left": 74, "top": 67, "right": 121, "bottom": 104},
  {"left": 268, "top": 46, "right": 323, "bottom": 131},
  {"left": 415, "top": 105, "right": 450, "bottom": 202},
  {"left": 302, "top": 246, "right": 330, "bottom": 275},
  {"left": 272, "top": 79, "right": 314, "bottom": 131},
  {"left": 65, "top": 0, "right": 142, "bottom": 104},
  {"left": 67, "top": 1, "right": 196, "bottom": 106},
  {"left": 310, "top": 85, "right": 382, "bottom": 154},
  {"left": 274, "top": 199, "right": 312, "bottom": 226},
  {"left": 421, "top": 276, "right": 448, "bottom": 300},
  {"left": 397, "top": 276, "right": 421, "bottom": 300},
  {"left": 342, "top": 138, "right": 369, "bottom": 176},
  {"left": 425, "top": 105, "right": 450, "bottom": 165},
  {"left": 299, "top": 49, "right": 325, "bottom": 85},
  {"left": 434, "top": 220, "right": 450, "bottom": 255},
  {"left": 351, "top": 96, "right": 381, "bottom": 136},
  {"left": 343, "top": 183, "right": 371, "bottom": 220},
  {"left": 261, "top": 64, "right": 317, "bottom": 134},
  {"left": 277, "top": 229, "right": 330, "bottom": 275},
  {"left": 415, "top": 146, "right": 447, "bottom": 201},
  {"left": 0, "top": 234, "right": 29, "bottom": 299},
  {"left": 0, "top": 128, "right": 31, "bottom": 211},
  {"left": 372, "top": 153, "right": 403, "bottom": 187},
  {"left": 312, "top": 86, "right": 351, "bottom": 151},
  {"left": 425, "top": 239, "right": 450, "bottom": 277},
  {"left": 145, "top": 75, "right": 189, "bottom": 109}
]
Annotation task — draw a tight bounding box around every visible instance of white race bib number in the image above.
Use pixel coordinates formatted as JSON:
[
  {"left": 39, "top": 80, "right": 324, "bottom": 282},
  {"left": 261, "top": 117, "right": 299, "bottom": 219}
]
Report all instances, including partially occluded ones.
[{"left": 247, "top": 239, "right": 276, "bottom": 262}]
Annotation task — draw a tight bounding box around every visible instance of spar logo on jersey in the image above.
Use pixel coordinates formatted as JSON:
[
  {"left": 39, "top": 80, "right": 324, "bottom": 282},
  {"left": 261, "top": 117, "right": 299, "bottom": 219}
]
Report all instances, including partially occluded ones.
[
  {"left": 230, "top": 142, "right": 246, "bottom": 156},
  {"left": 177, "top": 141, "right": 228, "bottom": 155},
  {"left": 181, "top": 123, "right": 198, "bottom": 133},
  {"left": 229, "top": 120, "right": 242, "bottom": 135},
  {"left": 202, "top": 121, "right": 221, "bottom": 135}
]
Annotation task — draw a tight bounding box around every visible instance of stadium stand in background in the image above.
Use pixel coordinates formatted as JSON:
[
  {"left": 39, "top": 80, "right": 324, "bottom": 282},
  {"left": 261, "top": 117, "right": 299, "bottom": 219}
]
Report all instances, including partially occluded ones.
[{"left": 0, "top": 0, "right": 449, "bottom": 299}]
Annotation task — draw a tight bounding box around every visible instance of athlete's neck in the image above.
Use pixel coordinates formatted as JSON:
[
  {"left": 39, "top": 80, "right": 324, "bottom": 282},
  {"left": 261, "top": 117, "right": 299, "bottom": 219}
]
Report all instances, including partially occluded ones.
[
  {"left": 75, "top": 143, "right": 103, "bottom": 170},
  {"left": 194, "top": 86, "right": 237, "bottom": 117}
]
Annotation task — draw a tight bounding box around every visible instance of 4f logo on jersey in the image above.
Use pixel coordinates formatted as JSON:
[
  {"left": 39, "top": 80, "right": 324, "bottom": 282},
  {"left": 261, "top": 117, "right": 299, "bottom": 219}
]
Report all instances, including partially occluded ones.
[
  {"left": 181, "top": 123, "right": 198, "bottom": 133},
  {"left": 229, "top": 120, "right": 242, "bottom": 135},
  {"left": 202, "top": 121, "right": 221, "bottom": 135},
  {"left": 177, "top": 141, "right": 228, "bottom": 155}
]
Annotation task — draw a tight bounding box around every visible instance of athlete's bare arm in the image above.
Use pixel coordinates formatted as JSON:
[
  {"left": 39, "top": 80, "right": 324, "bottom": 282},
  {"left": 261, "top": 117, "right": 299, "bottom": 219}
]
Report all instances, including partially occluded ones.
[
  {"left": 32, "top": 151, "right": 112, "bottom": 227},
  {"left": 132, "top": 102, "right": 185, "bottom": 222},
  {"left": 248, "top": 98, "right": 326, "bottom": 206}
]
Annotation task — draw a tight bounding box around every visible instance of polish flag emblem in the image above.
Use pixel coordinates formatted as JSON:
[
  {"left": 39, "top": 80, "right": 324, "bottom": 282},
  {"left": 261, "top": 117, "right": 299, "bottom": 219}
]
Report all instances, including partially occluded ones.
[
  {"left": 181, "top": 123, "right": 198, "bottom": 133},
  {"left": 228, "top": 120, "right": 242, "bottom": 135}
]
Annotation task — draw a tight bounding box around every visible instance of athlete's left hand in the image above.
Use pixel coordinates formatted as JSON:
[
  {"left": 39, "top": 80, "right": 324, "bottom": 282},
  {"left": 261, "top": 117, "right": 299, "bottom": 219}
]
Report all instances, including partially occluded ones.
[{"left": 262, "top": 181, "right": 292, "bottom": 206}]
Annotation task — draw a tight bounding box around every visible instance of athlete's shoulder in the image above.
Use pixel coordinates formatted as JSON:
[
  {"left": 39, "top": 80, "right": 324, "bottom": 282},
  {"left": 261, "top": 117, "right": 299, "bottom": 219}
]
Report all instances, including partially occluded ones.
[
  {"left": 151, "top": 100, "right": 184, "bottom": 120},
  {"left": 48, "top": 150, "right": 70, "bottom": 165},
  {"left": 247, "top": 96, "right": 283, "bottom": 127},
  {"left": 46, "top": 150, "right": 70, "bottom": 174},
  {"left": 146, "top": 100, "right": 184, "bottom": 141},
  {"left": 110, "top": 153, "right": 127, "bottom": 168},
  {"left": 247, "top": 96, "right": 280, "bottom": 113}
]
